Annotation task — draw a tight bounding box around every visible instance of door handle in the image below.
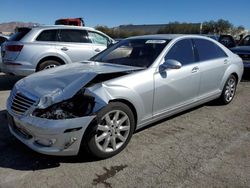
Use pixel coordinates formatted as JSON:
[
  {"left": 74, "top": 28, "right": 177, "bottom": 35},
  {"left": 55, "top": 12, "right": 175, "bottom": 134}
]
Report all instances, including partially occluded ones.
[
  {"left": 95, "top": 48, "right": 101, "bottom": 52},
  {"left": 191, "top": 66, "right": 199, "bottom": 73},
  {"left": 224, "top": 59, "right": 228, "bottom": 64},
  {"left": 61, "top": 47, "right": 68, "bottom": 51}
]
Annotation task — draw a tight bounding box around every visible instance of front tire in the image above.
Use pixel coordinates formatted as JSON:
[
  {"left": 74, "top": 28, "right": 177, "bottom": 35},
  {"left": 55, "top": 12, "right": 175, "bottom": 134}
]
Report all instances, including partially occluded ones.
[
  {"left": 219, "top": 74, "right": 237, "bottom": 104},
  {"left": 86, "top": 102, "right": 135, "bottom": 159}
]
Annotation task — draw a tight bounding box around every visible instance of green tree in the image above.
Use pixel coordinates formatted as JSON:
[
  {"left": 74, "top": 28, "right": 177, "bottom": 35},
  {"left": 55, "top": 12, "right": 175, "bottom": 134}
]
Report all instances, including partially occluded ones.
[{"left": 202, "top": 19, "right": 233, "bottom": 34}]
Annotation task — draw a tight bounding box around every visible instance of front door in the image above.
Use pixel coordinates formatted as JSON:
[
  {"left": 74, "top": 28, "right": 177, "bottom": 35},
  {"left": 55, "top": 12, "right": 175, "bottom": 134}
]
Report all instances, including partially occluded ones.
[{"left": 153, "top": 39, "right": 200, "bottom": 117}]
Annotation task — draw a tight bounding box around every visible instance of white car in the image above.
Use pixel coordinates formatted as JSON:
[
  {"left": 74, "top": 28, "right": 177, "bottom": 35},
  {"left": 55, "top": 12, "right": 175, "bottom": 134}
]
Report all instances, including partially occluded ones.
[
  {"left": 7, "top": 35, "right": 243, "bottom": 158},
  {"left": 0, "top": 34, "right": 9, "bottom": 68},
  {"left": 1, "top": 26, "right": 114, "bottom": 76}
]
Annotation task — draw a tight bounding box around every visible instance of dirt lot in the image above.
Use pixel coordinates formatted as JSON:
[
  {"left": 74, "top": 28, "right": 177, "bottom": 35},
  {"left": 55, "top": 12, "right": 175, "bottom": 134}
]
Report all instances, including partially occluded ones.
[{"left": 0, "top": 72, "right": 250, "bottom": 188}]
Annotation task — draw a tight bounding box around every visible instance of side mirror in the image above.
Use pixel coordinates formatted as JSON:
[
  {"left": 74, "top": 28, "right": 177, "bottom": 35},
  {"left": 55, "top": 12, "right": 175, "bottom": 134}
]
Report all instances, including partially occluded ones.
[{"left": 159, "top": 59, "right": 182, "bottom": 72}]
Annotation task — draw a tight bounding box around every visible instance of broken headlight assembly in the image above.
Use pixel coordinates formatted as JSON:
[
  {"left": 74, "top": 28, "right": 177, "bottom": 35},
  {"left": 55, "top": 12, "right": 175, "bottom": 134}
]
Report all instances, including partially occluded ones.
[{"left": 33, "top": 90, "right": 95, "bottom": 119}]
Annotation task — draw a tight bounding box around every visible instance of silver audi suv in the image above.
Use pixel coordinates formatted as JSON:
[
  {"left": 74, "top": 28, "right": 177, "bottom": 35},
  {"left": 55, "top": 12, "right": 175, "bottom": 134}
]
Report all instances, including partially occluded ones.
[
  {"left": 1, "top": 25, "right": 114, "bottom": 76},
  {"left": 6, "top": 35, "right": 243, "bottom": 158}
]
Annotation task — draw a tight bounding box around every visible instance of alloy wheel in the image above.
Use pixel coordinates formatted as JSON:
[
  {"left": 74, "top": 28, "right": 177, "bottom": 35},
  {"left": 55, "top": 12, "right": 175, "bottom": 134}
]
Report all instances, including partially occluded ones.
[
  {"left": 95, "top": 110, "right": 131, "bottom": 153},
  {"left": 224, "top": 76, "right": 236, "bottom": 103}
]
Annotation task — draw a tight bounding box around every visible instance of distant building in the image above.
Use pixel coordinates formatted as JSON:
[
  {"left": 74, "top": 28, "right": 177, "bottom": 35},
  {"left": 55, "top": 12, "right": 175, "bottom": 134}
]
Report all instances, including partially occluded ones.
[{"left": 114, "top": 24, "right": 168, "bottom": 34}]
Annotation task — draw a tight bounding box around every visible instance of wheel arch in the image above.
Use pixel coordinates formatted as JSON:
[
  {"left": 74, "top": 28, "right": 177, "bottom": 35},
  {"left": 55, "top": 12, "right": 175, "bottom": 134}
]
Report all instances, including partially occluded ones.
[
  {"left": 36, "top": 56, "right": 66, "bottom": 72},
  {"left": 109, "top": 99, "right": 138, "bottom": 132},
  {"left": 231, "top": 72, "right": 239, "bottom": 84},
  {"left": 220, "top": 64, "right": 242, "bottom": 90}
]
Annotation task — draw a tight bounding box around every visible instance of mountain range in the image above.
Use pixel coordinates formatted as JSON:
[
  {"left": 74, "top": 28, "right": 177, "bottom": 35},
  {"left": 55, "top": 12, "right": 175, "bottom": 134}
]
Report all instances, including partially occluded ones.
[{"left": 0, "top": 22, "right": 39, "bottom": 34}]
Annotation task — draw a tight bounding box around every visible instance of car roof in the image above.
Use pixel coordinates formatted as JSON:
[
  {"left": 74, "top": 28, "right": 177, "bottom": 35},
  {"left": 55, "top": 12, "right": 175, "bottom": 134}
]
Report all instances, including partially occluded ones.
[
  {"left": 128, "top": 34, "right": 184, "bottom": 40},
  {"left": 26, "top": 25, "right": 98, "bottom": 32},
  {"left": 127, "top": 34, "right": 212, "bottom": 40}
]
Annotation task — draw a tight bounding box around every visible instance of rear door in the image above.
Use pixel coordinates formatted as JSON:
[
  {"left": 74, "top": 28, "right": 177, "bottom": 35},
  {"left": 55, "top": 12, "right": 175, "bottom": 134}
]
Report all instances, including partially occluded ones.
[
  {"left": 56, "top": 29, "right": 95, "bottom": 63},
  {"left": 193, "top": 38, "right": 229, "bottom": 98}
]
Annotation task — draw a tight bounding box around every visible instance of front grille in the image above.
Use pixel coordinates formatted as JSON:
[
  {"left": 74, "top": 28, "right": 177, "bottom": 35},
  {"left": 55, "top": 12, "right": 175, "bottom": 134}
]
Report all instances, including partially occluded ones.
[{"left": 10, "top": 90, "right": 37, "bottom": 116}]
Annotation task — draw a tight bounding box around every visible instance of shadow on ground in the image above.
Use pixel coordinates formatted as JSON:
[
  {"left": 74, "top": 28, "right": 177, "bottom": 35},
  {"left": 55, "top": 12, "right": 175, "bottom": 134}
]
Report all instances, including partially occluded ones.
[
  {"left": 0, "top": 110, "right": 98, "bottom": 171},
  {"left": 0, "top": 74, "right": 23, "bottom": 91}
]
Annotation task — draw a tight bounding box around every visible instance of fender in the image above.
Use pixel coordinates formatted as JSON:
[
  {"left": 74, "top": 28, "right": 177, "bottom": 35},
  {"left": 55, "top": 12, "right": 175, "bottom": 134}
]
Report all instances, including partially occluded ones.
[
  {"left": 90, "top": 83, "right": 150, "bottom": 126},
  {"left": 219, "top": 63, "right": 243, "bottom": 90},
  {"left": 33, "top": 49, "right": 72, "bottom": 67}
]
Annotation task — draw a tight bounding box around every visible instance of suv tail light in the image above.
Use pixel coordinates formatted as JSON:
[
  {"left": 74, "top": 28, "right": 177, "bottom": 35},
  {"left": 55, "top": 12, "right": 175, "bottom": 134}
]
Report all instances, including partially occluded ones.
[{"left": 6, "top": 45, "right": 24, "bottom": 52}]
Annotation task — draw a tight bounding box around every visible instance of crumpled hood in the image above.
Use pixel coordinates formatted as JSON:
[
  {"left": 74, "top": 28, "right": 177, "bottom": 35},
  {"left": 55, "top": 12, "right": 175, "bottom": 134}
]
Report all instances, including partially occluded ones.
[
  {"left": 15, "top": 61, "right": 143, "bottom": 106},
  {"left": 231, "top": 46, "right": 250, "bottom": 53}
]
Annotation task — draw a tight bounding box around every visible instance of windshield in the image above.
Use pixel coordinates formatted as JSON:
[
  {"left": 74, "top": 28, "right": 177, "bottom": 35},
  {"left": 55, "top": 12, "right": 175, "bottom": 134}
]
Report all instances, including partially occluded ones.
[{"left": 91, "top": 38, "right": 170, "bottom": 68}]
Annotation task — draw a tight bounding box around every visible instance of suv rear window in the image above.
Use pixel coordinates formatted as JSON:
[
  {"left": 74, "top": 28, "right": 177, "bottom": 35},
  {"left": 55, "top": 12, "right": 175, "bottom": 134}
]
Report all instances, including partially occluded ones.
[
  {"left": 36, "top": 30, "right": 58, "bottom": 41},
  {"left": 9, "top": 28, "right": 31, "bottom": 41}
]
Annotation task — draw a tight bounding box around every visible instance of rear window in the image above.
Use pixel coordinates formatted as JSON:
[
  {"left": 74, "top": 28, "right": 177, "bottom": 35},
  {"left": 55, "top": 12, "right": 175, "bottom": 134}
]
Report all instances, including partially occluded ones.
[{"left": 9, "top": 28, "right": 31, "bottom": 41}]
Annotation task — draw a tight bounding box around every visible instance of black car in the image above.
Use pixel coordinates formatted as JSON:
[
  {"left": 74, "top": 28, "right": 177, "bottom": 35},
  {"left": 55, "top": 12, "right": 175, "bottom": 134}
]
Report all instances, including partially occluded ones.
[
  {"left": 207, "top": 34, "right": 236, "bottom": 48},
  {"left": 230, "top": 35, "right": 250, "bottom": 69}
]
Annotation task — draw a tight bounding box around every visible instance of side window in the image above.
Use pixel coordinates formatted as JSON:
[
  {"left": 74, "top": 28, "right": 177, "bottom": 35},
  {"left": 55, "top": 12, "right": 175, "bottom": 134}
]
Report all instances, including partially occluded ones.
[
  {"left": 194, "top": 39, "right": 227, "bottom": 61},
  {"left": 165, "top": 39, "right": 195, "bottom": 65},
  {"left": 59, "top": 29, "right": 91, "bottom": 43},
  {"left": 36, "top": 30, "right": 57, "bottom": 41},
  {"left": 88, "top": 31, "right": 108, "bottom": 46}
]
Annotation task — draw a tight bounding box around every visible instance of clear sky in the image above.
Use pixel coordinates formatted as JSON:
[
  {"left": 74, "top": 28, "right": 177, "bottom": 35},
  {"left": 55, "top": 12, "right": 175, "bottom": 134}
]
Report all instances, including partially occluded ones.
[{"left": 1, "top": 0, "right": 250, "bottom": 29}]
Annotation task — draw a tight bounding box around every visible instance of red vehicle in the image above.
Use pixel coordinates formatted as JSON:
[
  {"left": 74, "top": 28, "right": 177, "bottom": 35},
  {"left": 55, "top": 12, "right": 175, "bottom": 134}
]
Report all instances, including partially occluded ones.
[{"left": 55, "top": 18, "right": 85, "bottom": 26}]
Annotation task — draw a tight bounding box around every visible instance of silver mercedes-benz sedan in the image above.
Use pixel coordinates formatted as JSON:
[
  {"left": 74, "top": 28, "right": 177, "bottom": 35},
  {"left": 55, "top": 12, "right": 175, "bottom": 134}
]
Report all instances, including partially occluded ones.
[{"left": 6, "top": 35, "right": 243, "bottom": 158}]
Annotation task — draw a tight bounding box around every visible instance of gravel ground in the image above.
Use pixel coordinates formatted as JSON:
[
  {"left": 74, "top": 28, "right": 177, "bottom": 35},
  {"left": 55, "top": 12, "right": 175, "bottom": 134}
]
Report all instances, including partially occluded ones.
[{"left": 0, "top": 72, "right": 250, "bottom": 188}]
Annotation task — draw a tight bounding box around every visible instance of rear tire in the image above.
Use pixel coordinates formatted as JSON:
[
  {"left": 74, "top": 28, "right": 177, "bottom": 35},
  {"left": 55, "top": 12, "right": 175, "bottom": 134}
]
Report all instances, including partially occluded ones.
[
  {"left": 218, "top": 74, "right": 237, "bottom": 104},
  {"left": 84, "top": 102, "right": 135, "bottom": 159},
  {"left": 38, "top": 60, "right": 61, "bottom": 71}
]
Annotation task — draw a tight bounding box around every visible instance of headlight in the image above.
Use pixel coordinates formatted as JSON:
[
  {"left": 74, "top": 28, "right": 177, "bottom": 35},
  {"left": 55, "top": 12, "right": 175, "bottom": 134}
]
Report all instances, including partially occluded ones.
[
  {"left": 38, "top": 96, "right": 52, "bottom": 108},
  {"left": 33, "top": 91, "right": 95, "bottom": 119},
  {"left": 37, "top": 88, "right": 62, "bottom": 109}
]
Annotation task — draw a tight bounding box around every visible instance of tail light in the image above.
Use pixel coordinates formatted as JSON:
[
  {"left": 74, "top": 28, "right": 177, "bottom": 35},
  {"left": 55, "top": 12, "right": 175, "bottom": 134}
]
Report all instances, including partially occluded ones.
[{"left": 6, "top": 45, "right": 24, "bottom": 52}]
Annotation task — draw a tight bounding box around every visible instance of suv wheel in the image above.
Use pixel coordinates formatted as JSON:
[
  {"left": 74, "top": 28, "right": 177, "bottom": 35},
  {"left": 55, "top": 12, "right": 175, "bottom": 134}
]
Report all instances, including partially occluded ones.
[{"left": 38, "top": 60, "right": 61, "bottom": 71}]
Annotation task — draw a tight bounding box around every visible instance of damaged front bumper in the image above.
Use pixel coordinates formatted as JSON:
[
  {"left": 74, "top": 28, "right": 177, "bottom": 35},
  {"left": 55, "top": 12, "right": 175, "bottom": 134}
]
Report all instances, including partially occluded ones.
[{"left": 7, "top": 111, "right": 95, "bottom": 156}]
